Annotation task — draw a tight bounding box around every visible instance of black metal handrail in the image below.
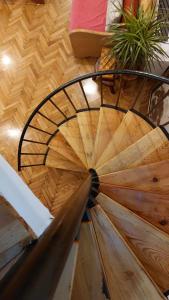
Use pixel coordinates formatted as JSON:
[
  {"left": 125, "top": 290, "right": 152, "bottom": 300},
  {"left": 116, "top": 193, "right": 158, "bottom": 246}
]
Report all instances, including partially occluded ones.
[{"left": 18, "top": 69, "right": 169, "bottom": 171}]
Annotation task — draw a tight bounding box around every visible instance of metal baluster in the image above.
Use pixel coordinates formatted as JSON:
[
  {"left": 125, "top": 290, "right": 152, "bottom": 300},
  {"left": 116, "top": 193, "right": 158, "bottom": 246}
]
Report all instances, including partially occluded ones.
[
  {"left": 146, "top": 90, "right": 169, "bottom": 117},
  {"left": 79, "top": 81, "right": 90, "bottom": 109},
  {"left": 63, "top": 88, "right": 77, "bottom": 112},
  {"left": 49, "top": 99, "right": 68, "bottom": 119},
  {"left": 100, "top": 75, "right": 103, "bottom": 105},
  {"left": 37, "top": 112, "right": 58, "bottom": 126},
  {"left": 130, "top": 78, "right": 147, "bottom": 110},
  {"left": 161, "top": 120, "right": 169, "bottom": 127},
  {"left": 23, "top": 139, "right": 47, "bottom": 145},
  {"left": 28, "top": 125, "right": 53, "bottom": 135},
  {"left": 115, "top": 75, "right": 122, "bottom": 107},
  {"left": 21, "top": 153, "right": 46, "bottom": 155},
  {"left": 20, "top": 164, "right": 45, "bottom": 168}
]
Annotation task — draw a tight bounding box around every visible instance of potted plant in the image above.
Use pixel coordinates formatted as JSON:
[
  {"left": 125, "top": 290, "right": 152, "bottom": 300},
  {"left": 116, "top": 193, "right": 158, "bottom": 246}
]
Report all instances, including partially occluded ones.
[{"left": 106, "top": 6, "right": 169, "bottom": 78}]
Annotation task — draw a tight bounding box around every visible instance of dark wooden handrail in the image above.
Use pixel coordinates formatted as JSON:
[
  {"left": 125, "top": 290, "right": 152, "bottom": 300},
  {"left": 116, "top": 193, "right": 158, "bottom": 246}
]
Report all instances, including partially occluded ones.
[{"left": 0, "top": 174, "right": 92, "bottom": 300}]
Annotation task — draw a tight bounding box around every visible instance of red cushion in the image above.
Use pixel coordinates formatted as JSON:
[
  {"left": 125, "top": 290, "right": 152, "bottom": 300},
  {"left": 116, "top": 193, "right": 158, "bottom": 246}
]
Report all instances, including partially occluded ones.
[
  {"left": 70, "top": 0, "right": 108, "bottom": 32},
  {"left": 123, "top": 0, "right": 139, "bottom": 15}
]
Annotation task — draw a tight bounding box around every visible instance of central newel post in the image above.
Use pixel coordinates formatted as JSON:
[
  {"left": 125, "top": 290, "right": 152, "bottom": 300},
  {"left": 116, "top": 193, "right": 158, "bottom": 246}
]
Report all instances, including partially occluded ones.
[{"left": 0, "top": 174, "right": 92, "bottom": 300}]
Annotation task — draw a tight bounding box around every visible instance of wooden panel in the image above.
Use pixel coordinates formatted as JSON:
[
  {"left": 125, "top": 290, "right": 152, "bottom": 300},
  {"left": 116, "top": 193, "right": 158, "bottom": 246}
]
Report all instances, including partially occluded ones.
[
  {"left": 53, "top": 242, "right": 79, "bottom": 300},
  {"left": 93, "top": 107, "right": 124, "bottom": 165},
  {"left": 0, "top": 251, "right": 23, "bottom": 281},
  {"left": 77, "top": 110, "right": 99, "bottom": 168},
  {"left": 100, "top": 184, "right": 169, "bottom": 234},
  {"left": 97, "top": 127, "right": 169, "bottom": 175},
  {"left": 46, "top": 148, "right": 86, "bottom": 173},
  {"left": 69, "top": 29, "right": 111, "bottom": 58},
  {"left": 97, "top": 192, "right": 169, "bottom": 291},
  {"left": 99, "top": 159, "right": 169, "bottom": 194},
  {"left": 96, "top": 111, "right": 152, "bottom": 168},
  {"left": 0, "top": 201, "right": 31, "bottom": 269},
  {"left": 49, "top": 132, "right": 86, "bottom": 169},
  {"left": 90, "top": 205, "right": 165, "bottom": 300},
  {"left": 71, "top": 221, "right": 108, "bottom": 300},
  {"left": 59, "top": 118, "right": 88, "bottom": 168}
]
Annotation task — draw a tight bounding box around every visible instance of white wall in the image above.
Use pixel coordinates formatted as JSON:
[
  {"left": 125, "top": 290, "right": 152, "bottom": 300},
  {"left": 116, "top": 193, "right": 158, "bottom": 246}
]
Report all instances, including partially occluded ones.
[{"left": 0, "top": 155, "right": 54, "bottom": 237}]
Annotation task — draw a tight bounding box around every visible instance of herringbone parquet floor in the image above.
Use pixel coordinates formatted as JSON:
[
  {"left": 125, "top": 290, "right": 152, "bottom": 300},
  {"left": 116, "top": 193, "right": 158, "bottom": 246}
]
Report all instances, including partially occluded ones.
[{"left": 0, "top": 0, "right": 96, "bottom": 214}]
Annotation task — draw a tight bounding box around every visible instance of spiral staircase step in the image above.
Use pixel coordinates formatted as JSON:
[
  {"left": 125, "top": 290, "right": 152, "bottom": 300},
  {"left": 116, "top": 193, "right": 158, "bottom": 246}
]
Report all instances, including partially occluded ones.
[
  {"left": 93, "top": 107, "right": 124, "bottom": 166},
  {"left": 71, "top": 219, "right": 108, "bottom": 300},
  {"left": 90, "top": 204, "right": 165, "bottom": 300},
  {"left": 100, "top": 184, "right": 169, "bottom": 235},
  {"left": 77, "top": 110, "right": 99, "bottom": 168},
  {"left": 48, "top": 132, "right": 86, "bottom": 168},
  {"left": 46, "top": 148, "right": 86, "bottom": 173},
  {"left": 97, "top": 192, "right": 169, "bottom": 292},
  {"left": 99, "top": 159, "right": 169, "bottom": 194},
  {"left": 96, "top": 110, "right": 153, "bottom": 168},
  {"left": 97, "top": 127, "right": 169, "bottom": 175},
  {"left": 59, "top": 118, "right": 88, "bottom": 168},
  {"left": 53, "top": 241, "right": 79, "bottom": 300}
]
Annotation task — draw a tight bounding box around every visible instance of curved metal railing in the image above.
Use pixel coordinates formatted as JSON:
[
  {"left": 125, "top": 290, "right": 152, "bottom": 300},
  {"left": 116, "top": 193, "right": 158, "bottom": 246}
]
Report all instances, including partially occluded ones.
[{"left": 18, "top": 69, "right": 169, "bottom": 171}]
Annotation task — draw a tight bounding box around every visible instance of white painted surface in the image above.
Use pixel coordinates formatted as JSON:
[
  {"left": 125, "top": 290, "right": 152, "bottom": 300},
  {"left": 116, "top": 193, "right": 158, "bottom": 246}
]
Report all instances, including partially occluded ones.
[{"left": 0, "top": 155, "right": 53, "bottom": 237}]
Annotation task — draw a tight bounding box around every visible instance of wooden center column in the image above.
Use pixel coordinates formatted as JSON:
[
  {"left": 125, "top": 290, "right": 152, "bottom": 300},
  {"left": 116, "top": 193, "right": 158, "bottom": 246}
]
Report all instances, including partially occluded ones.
[{"left": 0, "top": 174, "right": 92, "bottom": 300}]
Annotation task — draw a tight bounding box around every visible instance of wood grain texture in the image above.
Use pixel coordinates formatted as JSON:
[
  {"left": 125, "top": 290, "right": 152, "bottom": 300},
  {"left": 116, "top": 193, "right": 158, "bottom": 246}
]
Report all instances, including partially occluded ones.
[
  {"left": 26, "top": 168, "right": 87, "bottom": 216},
  {"left": 69, "top": 29, "right": 112, "bottom": 58},
  {"left": 53, "top": 242, "right": 79, "bottom": 300},
  {"left": 96, "top": 111, "right": 153, "bottom": 168},
  {"left": 99, "top": 159, "right": 169, "bottom": 194},
  {"left": 59, "top": 118, "right": 88, "bottom": 168},
  {"left": 90, "top": 205, "right": 165, "bottom": 300},
  {"left": 48, "top": 132, "right": 86, "bottom": 169},
  {"left": 97, "top": 192, "right": 169, "bottom": 291},
  {"left": 97, "top": 127, "right": 169, "bottom": 175},
  {"left": 46, "top": 148, "right": 86, "bottom": 173},
  {"left": 0, "top": 200, "right": 31, "bottom": 269},
  {"left": 77, "top": 110, "right": 99, "bottom": 168},
  {"left": 93, "top": 107, "right": 124, "bottom": 165},
  {"left": 100, "top": 184, "right": 169, "bottom": 234},
  {"left": 71, "top": 221, "right": 108, "bottom": 300}
]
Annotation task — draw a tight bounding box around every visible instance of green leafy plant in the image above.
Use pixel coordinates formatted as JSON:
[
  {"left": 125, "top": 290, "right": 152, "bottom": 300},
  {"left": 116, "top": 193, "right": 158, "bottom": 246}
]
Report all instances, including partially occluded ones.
[{"left": 107, "top": 6, "right": 169, "bottom": 70}]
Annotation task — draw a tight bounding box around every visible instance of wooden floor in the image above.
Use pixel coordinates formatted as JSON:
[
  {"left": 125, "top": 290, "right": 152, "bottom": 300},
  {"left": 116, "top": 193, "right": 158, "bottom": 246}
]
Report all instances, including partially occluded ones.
[{"left": 0, "top": 0, "right": 96, "bottom": 212}]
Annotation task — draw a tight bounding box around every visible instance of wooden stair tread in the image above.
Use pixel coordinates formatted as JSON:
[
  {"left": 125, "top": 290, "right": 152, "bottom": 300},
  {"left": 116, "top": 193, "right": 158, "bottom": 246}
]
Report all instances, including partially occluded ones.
[
  {"left": 53, "top": 241, "right": 78, "bottom": 300},
  {"left": 46, "top": 148, "right": 86, "bottom": 173},
  {"left": 97, "top": 127, "right": 169, "bottom": 175},
  {"left": 97, "top": 192, "right": 169, "bottom": 291},
  {"left": 93, "top": 107, "right": 124, "bottom": 165},
  {"left": 99, "top": 159, "right": 169, "bottom": 194},
  {"left": 59, "top": 118, "right": 88, "bottom": 168},
  {"left": 90, "top": 204, "right": 165, "bottom": 300},
  {"left": 71, "top": 221, "right": 108, "bottom": 300},
  {"left": 100, "top": 184, "right": 169, "bottom": 235},
  {"left": 77, "top": 110, "right": 99, "bottom": 168},
  {"left": 48, "top": 132, "right": 86, "bottom": 169},
  {"left": 96, "top": 110, "right": 153, "bottom": 168}
]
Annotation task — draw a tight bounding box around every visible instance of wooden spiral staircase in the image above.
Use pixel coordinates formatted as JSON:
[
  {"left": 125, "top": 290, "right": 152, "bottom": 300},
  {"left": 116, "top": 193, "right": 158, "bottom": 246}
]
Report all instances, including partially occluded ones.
[{"left": 0, "top": 70, "right": 169, "bottom": 300}]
